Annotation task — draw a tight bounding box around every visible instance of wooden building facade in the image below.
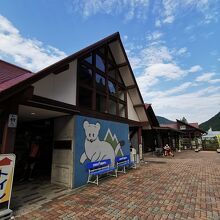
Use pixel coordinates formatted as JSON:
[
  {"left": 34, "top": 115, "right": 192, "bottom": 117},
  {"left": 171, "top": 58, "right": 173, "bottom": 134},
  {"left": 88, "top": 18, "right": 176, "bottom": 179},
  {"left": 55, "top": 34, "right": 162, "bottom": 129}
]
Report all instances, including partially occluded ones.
[{"left": 0, "top": 32, "right": 150, "bottom": 188}]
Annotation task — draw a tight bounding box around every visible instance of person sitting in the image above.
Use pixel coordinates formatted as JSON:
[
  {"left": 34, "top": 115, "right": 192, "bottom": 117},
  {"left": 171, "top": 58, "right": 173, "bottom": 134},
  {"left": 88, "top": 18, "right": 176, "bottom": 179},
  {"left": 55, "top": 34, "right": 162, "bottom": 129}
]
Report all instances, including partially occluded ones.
[{"left": 163, "top": 144, "right": 174, "bottom": 157}]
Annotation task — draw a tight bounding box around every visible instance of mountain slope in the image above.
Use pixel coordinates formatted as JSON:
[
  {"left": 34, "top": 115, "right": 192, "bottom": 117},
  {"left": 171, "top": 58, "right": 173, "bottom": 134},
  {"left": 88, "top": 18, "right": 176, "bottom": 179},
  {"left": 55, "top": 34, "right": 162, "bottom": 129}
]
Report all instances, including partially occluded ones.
[
  {"left": 199, "top": 112, "right": 220, "bottom": 131},
  {"left": 156, "top": 116, "right": 175, "bottom": 125}
]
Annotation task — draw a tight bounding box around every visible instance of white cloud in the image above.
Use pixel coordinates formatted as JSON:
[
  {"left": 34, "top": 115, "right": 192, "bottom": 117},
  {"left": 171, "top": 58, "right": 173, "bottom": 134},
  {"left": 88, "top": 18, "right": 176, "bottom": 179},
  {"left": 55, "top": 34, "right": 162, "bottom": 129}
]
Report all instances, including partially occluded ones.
[
  {"left": 69, "top": 0, "right": 219, "bottom": 26},
  {"left": 123, "top": 35, "right": 128, "bottom": 40},
  {"left": 189, "top": 35, "right": 196, "bottom": 42},
  {"left": 163, "top": 15, "right": 175, "bottom": 24},
  {"left": 184, "top": 25, "right": 194, "bottom": 32},
  {"left": 146, "top": 82, "right": 193, "bottom": 98},
  {"left": 0, "top": 14, "right": 66, "bottom": 72},
  {"left": 70, "top": 0, "right": 150, "bottom": 21},
  {"left": 188, "top": 65, "right": 202, "bottom": 73},
  {"left": 148, "top": 86, "right": 220, "bottom": 123},
  {"left": 146, "top": 31, "right": 163, "bottom": 41},
  {"left": 157, "top": 0, "right": 219, "bottom": 26},
  {"left": 196, "top": 72, "right": 215, "bottom": 82},
  {"left": 155, "top": 19, "right": 161, "bottom": 27},
  {"left": 140, "top": 45, "right": 172, "bottom": 66},
  {"left": 136, "top": 63, "right": 197, "bottom": 93},
  {"left": 177, "top": 47, "right": 187, "bottom": 56},
  {"left": 209, "top": 78, "right": 220, "bottom": 84}
]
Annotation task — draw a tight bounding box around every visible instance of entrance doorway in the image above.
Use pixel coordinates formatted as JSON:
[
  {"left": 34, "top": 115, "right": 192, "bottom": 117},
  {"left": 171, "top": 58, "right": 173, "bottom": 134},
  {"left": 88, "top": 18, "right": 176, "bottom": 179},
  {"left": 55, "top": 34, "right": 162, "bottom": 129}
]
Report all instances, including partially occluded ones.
[
  {"left": 14, "top": 118, "right": 54, "bottom": 182},
  {"left": 11, "top": 105, "right": 71, "bottom": 212}
]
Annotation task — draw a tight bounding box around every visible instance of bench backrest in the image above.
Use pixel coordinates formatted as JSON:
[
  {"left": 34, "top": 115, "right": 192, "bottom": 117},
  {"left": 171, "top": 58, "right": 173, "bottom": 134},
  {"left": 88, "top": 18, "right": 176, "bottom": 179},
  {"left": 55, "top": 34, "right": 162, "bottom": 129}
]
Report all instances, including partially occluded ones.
[
  {"left": 115, "top": 155, "right": 130, "bottom": 163},
  {"left": 86, "top": 159, "right": 111, "bottom": 170}
]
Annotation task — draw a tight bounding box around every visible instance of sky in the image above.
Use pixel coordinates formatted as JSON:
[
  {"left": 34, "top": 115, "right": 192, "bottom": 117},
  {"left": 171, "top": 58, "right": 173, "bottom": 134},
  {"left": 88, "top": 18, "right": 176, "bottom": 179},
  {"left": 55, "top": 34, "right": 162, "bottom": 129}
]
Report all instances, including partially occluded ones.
[{"left": 0, "top": 0, "right": 220, "bottom": 124}]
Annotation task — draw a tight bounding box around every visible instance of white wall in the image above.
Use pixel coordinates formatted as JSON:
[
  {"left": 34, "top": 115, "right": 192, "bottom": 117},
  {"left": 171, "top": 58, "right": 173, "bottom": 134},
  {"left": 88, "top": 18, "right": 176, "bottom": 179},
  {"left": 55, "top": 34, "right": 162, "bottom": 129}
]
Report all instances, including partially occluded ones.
[
  {"left": 127, "top": 93, "right": 140, "bottom": 121},
  {"left": 33, "top": 60, "right": 77, "bottom": 105},
  {"left": 51, "top": 116, "right": 74, "bottom": 188}
]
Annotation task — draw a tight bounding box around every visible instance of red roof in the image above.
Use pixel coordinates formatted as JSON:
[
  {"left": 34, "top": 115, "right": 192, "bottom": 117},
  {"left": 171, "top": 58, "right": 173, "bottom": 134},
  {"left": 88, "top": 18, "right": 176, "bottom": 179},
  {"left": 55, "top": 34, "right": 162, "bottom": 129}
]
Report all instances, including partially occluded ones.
[
  {"left": 160, "top": 123, "right": 178, "bottom": 129},
  {"left": 189, "top": 123, "right": 199, "bottom": 128},
  {"left": 0, "top": 60, "right": 33, "bottom": 93}
]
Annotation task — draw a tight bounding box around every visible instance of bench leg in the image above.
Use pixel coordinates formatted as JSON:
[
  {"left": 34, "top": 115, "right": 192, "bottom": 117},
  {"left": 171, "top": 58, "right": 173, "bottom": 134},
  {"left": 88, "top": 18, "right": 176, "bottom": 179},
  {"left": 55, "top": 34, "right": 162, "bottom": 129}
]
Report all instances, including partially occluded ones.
[
  {"left": 96, "top": 174, "right": 98, "bottom": 186},
  {"left": 87, "top": 173, "right": 91, "bottom": 184},
  {"left": 123, "top": 166, "right": 126, "bottom": 173}
]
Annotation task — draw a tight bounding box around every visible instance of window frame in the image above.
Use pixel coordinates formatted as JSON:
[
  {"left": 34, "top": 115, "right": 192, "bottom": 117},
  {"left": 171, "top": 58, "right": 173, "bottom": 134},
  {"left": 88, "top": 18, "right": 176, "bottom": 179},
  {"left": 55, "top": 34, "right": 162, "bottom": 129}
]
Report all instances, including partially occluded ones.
[{"left": 77, "top": 45, "right": 128, "bottom": 118}]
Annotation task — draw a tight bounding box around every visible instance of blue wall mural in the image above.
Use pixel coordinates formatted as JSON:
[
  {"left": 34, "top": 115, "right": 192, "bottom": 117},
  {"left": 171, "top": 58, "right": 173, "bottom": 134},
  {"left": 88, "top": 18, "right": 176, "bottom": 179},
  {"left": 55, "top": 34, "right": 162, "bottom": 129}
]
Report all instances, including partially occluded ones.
[{"left": 74, "top": 115, "right": 130, "bottom": 188}]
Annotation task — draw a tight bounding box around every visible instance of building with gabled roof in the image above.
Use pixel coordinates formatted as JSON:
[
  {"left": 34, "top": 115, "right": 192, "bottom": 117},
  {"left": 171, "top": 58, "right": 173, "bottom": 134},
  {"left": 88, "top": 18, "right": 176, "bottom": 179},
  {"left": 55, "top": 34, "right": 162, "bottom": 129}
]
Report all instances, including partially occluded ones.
[
  {"left": 161, "top": 119, "right": 206, "bottom": 149},
  {"left": 142, "top": 104, "right": 182, "bottom": 152},
  {"left": 0, "top": 32, "right": 151, "bottom": 188}
]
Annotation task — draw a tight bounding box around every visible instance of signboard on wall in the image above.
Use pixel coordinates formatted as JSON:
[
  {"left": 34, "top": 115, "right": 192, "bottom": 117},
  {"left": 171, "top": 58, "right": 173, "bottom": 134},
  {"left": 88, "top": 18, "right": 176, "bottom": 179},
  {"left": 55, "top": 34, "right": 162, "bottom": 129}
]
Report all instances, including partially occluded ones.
[
  {"left": 74, "top": 115, "right": 130, "bottom": 188},
  {"left": 180, "top": 125, "right": 186, "bottom": 130},
  {"left": 8, "top": 114, "right": 17, "bottom": 128},
  {"left": 0, "top": 154, "right": 16, "bottom": 218}
]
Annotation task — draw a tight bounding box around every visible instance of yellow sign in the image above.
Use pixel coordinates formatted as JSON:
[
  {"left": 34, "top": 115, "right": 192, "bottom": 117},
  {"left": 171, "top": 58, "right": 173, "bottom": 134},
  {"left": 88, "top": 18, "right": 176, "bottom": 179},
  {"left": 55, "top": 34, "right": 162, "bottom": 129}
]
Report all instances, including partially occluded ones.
[
  {"left": 0, "top": 154, "right": 16, "bottom": 209},
  {"left": 216, "top": 134, "right": 220, "bottom": 147}
]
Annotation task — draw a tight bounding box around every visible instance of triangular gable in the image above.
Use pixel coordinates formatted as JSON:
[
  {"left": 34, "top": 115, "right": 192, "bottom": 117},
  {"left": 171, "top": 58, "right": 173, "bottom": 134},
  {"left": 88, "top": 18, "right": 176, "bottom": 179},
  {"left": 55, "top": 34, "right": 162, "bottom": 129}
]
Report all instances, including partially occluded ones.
[{"left": 0, "top": 32, "right": 149, "bottom": 124}]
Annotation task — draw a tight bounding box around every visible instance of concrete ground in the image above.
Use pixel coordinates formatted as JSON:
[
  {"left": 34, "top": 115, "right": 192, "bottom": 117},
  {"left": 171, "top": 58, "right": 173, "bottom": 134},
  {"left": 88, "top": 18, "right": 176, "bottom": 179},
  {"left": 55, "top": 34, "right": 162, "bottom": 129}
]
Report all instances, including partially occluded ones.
[{"left": 14, "top": 150, "right": 220, "bottom": 220}]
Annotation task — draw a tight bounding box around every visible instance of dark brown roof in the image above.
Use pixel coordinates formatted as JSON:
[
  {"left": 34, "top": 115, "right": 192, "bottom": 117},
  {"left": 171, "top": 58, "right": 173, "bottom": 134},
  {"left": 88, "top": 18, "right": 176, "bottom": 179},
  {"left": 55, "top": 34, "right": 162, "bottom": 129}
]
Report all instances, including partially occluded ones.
[
  {"left": 0, "top": 60, "right": 32, "bottom": 93},
  {"left": 161, "top": 123, "right": 178, "bottom": 129},
  {"left": 152, "top": 126, "right": 183, "bottom": 133}
]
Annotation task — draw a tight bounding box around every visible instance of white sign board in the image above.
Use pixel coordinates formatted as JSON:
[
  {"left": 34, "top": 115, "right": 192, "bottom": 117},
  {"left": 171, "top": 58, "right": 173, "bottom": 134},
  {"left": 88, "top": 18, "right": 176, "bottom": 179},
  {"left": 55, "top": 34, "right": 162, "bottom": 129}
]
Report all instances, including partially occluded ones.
[
  {"left": 8, "top": 114, "right": 17, "bottom": 128},
  {"left": 0, "top": 154, "right": 16, "bottom": 218},
  {"left": 180, "top": 125, "right": 186, "bottom": 130}
]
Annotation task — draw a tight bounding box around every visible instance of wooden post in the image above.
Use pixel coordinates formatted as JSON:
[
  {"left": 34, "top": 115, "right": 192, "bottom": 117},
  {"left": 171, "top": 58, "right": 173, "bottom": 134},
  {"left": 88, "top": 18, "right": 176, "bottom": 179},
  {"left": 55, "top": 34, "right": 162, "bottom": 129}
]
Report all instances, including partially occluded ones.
[
  {"left": 1, "top": 104, "right": 18, "bottom": 153},
  {"left": 138, "top": 127, "right": 143, "bottom": 160}
]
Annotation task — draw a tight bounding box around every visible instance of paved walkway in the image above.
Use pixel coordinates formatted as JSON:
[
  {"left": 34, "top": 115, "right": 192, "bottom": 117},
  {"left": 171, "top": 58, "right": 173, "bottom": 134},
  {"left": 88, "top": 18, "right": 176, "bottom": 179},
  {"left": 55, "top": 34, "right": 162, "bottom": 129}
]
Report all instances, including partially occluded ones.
[{"left": 14, "top": 151, "right": 220, "bottom": 220}]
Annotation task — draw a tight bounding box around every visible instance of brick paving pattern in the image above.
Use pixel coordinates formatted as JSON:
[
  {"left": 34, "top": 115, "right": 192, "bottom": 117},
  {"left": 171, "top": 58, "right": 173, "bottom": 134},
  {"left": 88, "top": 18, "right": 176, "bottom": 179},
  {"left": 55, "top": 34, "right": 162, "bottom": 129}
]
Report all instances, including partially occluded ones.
[{"left": 14, "top": 151, "right": 220, "bottom": 219}]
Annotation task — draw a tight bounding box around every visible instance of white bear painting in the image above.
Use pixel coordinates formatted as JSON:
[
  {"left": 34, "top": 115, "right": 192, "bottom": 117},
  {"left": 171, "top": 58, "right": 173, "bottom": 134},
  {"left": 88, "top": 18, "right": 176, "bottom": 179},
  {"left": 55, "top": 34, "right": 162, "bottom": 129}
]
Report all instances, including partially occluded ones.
[{"left": 80, "top": 120, "right": 124, "bottom": 166}]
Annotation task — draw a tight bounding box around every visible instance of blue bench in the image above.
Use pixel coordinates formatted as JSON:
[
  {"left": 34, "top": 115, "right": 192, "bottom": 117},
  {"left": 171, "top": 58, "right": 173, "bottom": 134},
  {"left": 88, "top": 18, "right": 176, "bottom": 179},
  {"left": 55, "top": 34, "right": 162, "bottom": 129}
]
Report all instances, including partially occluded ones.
[
  {"left": 115, "top": 155, "right": 136, "bottom": 173},
  {"left": 86, "top": 159, "right": 117, "bottom": 186}
]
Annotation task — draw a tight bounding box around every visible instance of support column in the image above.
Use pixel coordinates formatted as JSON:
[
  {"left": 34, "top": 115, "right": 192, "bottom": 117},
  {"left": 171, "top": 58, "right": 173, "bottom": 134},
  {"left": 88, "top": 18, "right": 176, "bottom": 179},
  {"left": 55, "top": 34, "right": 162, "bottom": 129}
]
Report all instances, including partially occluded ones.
[
  {"left": 1, "top": 104, "right": 18, "bottom": 154},
  {"left": 189, "top": 132, "right": 192, "bottom": 149},
  {"left": 138, "top": 127, "right": 143, "bottom": 160}
]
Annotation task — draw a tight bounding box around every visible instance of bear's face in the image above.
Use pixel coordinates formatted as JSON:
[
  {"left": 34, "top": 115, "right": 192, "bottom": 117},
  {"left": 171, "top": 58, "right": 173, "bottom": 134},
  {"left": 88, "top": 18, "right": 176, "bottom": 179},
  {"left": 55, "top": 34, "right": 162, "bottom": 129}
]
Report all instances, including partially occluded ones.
[{"left": 83, "top": 121, "right": 100, "bottom": 143}]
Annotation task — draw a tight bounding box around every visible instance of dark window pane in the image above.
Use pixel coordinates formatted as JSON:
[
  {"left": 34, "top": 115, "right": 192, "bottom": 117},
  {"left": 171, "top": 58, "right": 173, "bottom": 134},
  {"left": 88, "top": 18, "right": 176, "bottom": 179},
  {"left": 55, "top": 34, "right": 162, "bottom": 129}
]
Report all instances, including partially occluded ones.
[
  {"left": 96, "top": 54, "right": 105, "bottom": 72},
  {"left": 108, "top": 63, "right": 116, "bottom": 79},
  {"left": 118, "top": 87, "right": 125, "bottom": 101},
  {"left": 108, "top": 80, "right": 116, "bottom": 95},
  {"left": 96, "top": 94, "right": 106, "bottom": 113},
  {"left": 79, "top": 87, "right": 92, "bottom": 109},
  {"left": 109, "top": 99, "right": 117, "bottom": 115},
  {"left": 96, "top": 73, "right": 106, "bottom": 91},
  {"left": 84, "top": 53, "right": 92, "bottom": 64},
  {"left": 119, "top": 103, "right": 125, "bottom": 118},
  {"left": 79, "top": 64, "right": 93, "bottom": 86}
]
